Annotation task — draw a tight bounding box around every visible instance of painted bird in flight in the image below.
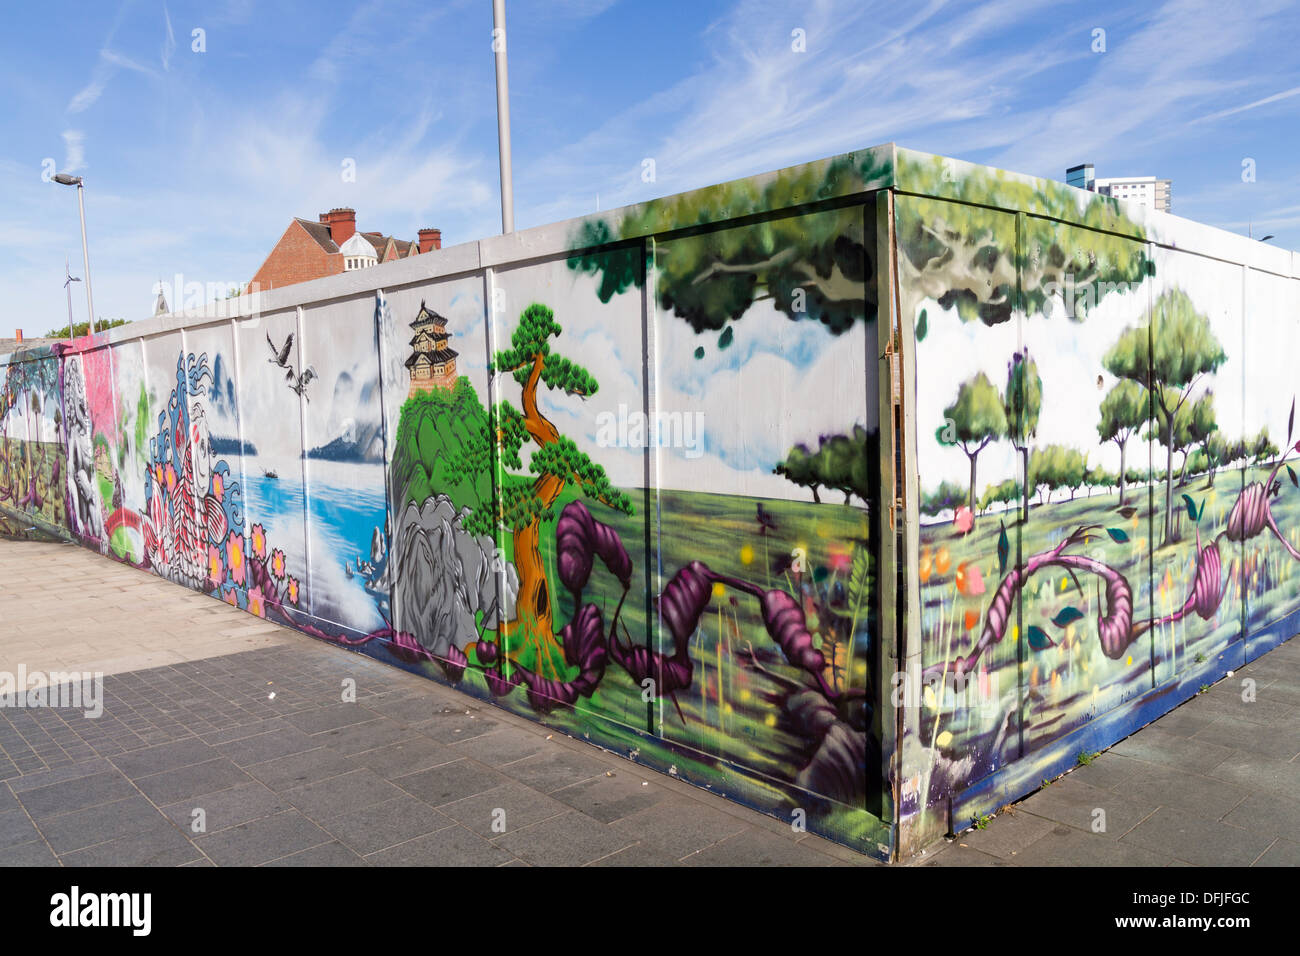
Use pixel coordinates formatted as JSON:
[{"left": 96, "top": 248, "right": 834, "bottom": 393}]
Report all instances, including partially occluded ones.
[
  {"left": 287, "top": 366, "right": 317, "bottom": 401},
  {"left": 266, "top": 332, "right": 294, "bottom": 369}
]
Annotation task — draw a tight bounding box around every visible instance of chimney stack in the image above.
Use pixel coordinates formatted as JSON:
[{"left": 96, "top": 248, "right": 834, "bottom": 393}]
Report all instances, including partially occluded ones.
[
  {"left": 15, "top": 329, "right": 22, "bottom": 343},
  {"left": 418, "top": 228, "right": 442, "bottom": 254},
  {"left": 319, "top": 208, "right": 357, "bottom": 246}
]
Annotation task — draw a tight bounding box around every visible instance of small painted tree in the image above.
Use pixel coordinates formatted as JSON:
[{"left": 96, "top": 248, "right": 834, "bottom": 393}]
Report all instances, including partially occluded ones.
[
  {"left": 1003, "top": 350, "right": 1042, "bottom": 521},
  {"left": 1104, "top": 289, "right": 1225, "bottom": 546},
  {"left": 1097, "top": 378, "right": 1149, "bottom": 507},
  {"left": 1181, "top": 391, "right": 1217, "bottom": 485},
  {"left": 466, "top": 303, "right": 633, "bottom": 676},
  {"left": 941, "top": 372, "right": 1006, "bottom": 520}
]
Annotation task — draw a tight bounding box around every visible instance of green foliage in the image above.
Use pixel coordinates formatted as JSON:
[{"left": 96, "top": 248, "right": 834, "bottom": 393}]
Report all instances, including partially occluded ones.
[
  {"left": 392, "top": 378, "right": 494, "bottom": 514},
  {"left": 896, "top": 157, "right": 1149, "bottom": 325},
  {"left": 920, "top": 480, "right": 967, "bottom": 516},
  {"left": 1251, "top": 427, "right": 1280, "bottom": 463},
  {"left": 978, "top": 478, "right": 1022, "bottom": 513},
  {"left": 1097, "top": 379, "right": 1149, "bottom": 445},
  {"left": 1076, "top": 750, "right": 1097, "bottom": 766},
  {"left": 1003, "top": 351, "right": 1042, "bottom": 446},
  {"left": 773, "top": 426, "right": 874, "bottom": 505},
  {"left": 530, "top": 437, "right": 633, "bottom": 516},
  {"left": 943, "top": 372, "right": 1007, "bottom": 451},
  {"left": 568, "top": 152, "right": 889, "bottom": 337},
  {"left": 44, "top": 318, "right": 129, "bottom": 338},
  {"left": 1029, "top": 444, "right": 1088, "bottom": 501}
]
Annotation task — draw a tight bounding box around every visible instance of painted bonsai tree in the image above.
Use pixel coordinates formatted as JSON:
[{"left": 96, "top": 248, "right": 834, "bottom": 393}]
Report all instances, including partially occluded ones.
[{"left": 461, "top": 302, "right": 632, "bottom": 678}]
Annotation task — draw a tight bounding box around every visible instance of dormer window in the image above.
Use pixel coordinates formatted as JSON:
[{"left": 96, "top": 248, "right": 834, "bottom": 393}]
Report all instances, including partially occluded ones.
[{"left": 339, "top": 233, "right": 378, "bottom": 272}]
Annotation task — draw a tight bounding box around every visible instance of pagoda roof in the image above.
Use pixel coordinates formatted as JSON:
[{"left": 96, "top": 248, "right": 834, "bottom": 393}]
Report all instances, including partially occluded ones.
[
  {"left": 405, "top": 347, "right": 458, "bottom": 368},
  {"left": 410, "top": 300, "right": 448, "bottom": 328}
]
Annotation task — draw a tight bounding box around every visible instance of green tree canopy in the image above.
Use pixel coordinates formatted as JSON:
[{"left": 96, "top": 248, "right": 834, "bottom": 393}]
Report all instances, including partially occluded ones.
[
  {"left": 1104, "top": 288, "right": 1225, "bottom": 544},
  {"left": 941, "top": 371, "right": 1007, "bottom": 518},
  {"left": 568, "top": 152, "right": 888, "bottom": 340}
]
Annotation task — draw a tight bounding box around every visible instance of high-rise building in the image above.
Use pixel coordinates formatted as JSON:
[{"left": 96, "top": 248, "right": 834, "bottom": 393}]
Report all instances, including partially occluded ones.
[
  {"left": 1066, "top": 163, "right": 1094, "bottom": 191},
  {"left": 1065, "top": 166, "right": 1171, "bottom": 213},
  {"left": 1095, "top": 176, "right": 1172, "bottom": 213}
]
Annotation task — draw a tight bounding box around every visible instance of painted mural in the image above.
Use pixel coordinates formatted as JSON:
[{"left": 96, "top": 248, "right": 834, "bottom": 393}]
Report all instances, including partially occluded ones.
[
  {"left": 902, "top": 152, "right": 1300, "bottom": 849},
  {"left": 4, "top": 145, "right": 1294, "bottom": 861},
  {"left": 0, "top": 347, "right": 67, "bottom": 540}
]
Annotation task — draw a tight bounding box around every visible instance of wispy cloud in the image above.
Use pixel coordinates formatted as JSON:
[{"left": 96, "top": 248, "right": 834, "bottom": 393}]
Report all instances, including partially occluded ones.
[
  {"left": 161, "top": 4, "right": 176, "bottom": 71},
  {"left": 61, "top": 130, "right": 85, "bottom": 173},
  {"left": 1192, "top": 85, "right": 1300, "bottom": 124}
]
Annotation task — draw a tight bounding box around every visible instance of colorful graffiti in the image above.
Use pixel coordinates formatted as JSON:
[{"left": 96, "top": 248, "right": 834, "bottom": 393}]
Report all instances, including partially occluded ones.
[
  {"left": 6, "top": 145, "right": 1293, "bottom": 860},
  {"left": 903, "top": 150, "right": 1300, "bottom": 852}
]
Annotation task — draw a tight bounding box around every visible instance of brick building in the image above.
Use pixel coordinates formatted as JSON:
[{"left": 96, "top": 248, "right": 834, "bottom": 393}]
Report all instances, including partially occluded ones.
[{"left": 249, "top": 208, "right": 441, "bottom": 292}]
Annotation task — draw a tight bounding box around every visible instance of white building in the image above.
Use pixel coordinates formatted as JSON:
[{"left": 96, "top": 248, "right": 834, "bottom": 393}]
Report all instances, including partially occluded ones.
[
  {"left": 1095, "top": 176, "right": 1172, "bottom": 213},
  {"left": 1065, "top": 165, "right": 1171, "bottom": 212}
]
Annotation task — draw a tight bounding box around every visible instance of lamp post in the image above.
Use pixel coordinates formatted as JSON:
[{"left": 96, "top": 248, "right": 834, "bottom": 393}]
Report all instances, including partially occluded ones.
[
  {"left": 63, "top": 256, "right": 81, "bottom": 335},
  {"left": 53, "top": 173, "right": 95, "bottom": 335},
  {"left": 492, "top": 0, "right": 514, "bottom": 234}
]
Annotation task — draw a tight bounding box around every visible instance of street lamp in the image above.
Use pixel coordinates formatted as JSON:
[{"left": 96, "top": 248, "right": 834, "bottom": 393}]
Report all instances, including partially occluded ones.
[
  {"left": 492, "top": 0, "right": 514, "bottom": 234},
  {"left": 52, "top": 173, "right": 95, "bottom": 335},
  {"left": 1259, "top": 235, "right": 1275, "bottom": 243}
]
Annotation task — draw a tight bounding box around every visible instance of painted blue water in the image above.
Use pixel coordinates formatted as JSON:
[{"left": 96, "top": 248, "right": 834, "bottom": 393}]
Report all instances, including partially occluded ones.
[{"left": 238, "top": 457, "right": 389, "bottom": 633}]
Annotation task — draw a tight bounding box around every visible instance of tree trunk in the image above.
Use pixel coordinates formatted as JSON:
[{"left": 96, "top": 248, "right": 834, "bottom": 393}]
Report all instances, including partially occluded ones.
[
  {"left": 502, "top": 354, "right": 568, "bottom": 677},
  {"left": 967, "top": 450, "right": 978, "bottom": 521},
  {"left": 1020, "top": 446, "right": 1030, "bottom": 523},
  {"left": 1117, "top": 439, "right": 1127, "bottom": 507},
  {"left": 811, "top": 485, "right": 821, "bottom": 504},
  {"left": 1163, "top": 423, "right": 1175, "bottom": 545}
]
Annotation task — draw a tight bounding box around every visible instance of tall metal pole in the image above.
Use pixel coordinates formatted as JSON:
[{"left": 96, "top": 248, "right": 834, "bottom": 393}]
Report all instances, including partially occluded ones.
[
  {"left": 492, "top": 0, "right": 514, "bottom": 234},
  {"left": 75, "top": 183, "right": 95, "bottom": 334},
  {"left": 65, "top": 257, "right": 75, "bottom": 331}
]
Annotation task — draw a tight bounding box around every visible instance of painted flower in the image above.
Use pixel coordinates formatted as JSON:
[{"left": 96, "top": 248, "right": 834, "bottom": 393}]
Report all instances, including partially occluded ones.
[
  {"left": 955, "top": 562, "right": 986, "bottom": 597},
  {"left": 271, "top": 548, "right": 286, "bottom": 580},
  {"left": 226, "top": 531, "right": 246, "bottom": 586},
  {"left": 222, "top": 586, "right": 238, "bottom": 606},
  {"left": 287, "top": 576, "right": 299, "bottom": 605},
  {"left": 164, "top": 462, "right": 177, "bottom": 494},
  {"left": 250, "top": 523, "right": 266, "bottom": 559},
  {"left": 212, "top": 472, "right": 224, "bottom": 499},
  {"left": 247, "top": 586, "right": 265, "bottom": 618},
  {"left": 206, "top": 545, "right": 222, "bottom": 585}
]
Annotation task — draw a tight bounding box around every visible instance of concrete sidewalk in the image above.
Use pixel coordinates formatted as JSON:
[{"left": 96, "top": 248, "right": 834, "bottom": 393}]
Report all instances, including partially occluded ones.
[
  {"left": 2, "top": 538, "right": 1295, "bottom": 866},
  {"left": 0, "top": 540, "right": 870, "bottom": 866}
]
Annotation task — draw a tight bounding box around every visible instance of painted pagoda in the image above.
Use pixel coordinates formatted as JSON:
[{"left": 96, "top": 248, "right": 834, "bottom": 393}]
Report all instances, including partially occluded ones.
[{"left": 406, "top": 301, "right": 458, "bottom": 396}]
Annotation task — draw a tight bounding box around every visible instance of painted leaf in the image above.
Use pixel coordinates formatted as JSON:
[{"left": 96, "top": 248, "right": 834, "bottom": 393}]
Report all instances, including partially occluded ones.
[
  {"left": 916, "top": 308, "right": 928, "bottom": 342},
  {"left": 1051, "top": 606, "right": 1084, "bottom": 627},
  {"left": 1118, "top": 506, "right": 1138, "bottom": 519},
  {"left": 1181, "top": 493, "right": 1198, "bottom": 522},
  {"left": 1026, "top": 626, "right": 1055, "bottom": 651},
  {"left": 693, "top": 346, "right": 704, "bottom": 359},
  {"left": 718, "top": 326, "right": 734, "bottom": 350},
  {"left": 1106, "top": 527, "right": 1129, "bottom": 543},
  {"left": 1289, "top": 397, "right": 1295, "bottom": 447},
  {"left": 1288, "top": 465, "right": 1298, "bottom": 489},
  {"left": 997, "top": 520, "right": 1009, "bottom": 575}
]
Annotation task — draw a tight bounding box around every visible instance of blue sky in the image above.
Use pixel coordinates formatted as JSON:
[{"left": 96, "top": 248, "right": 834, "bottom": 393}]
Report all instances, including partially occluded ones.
[{"left": 2, "top": 0, "right": 1298, "bottom": 337}]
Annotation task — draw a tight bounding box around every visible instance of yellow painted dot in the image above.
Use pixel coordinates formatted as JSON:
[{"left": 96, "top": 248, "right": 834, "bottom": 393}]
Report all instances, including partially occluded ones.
[
  {"left": 936, "top": 731, "right": 953, "bottom": 748},
  {"left": 740, "top": 545, "right": 754, "bottom": 565},
  {"left": 1126, "top": 654, "right": 1133, "bottom": 666},
  {"left": 712, "top": 582, "right": 726, "bottom": 598}
]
